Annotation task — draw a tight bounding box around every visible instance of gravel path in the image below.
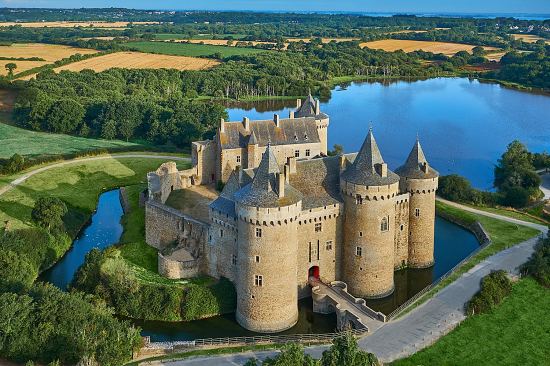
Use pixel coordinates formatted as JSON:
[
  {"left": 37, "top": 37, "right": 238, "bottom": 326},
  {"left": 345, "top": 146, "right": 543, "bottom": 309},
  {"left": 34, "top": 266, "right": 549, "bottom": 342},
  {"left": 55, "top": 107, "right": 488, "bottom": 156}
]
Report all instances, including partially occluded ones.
[{"left": 0, "top": 154, "right": 189, "bottom": 197}]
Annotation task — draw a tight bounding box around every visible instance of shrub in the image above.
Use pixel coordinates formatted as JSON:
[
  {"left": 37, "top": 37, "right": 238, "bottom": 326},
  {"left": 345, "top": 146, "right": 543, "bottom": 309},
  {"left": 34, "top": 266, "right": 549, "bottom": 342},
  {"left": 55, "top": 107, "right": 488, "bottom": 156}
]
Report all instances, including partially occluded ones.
[
  {"left": 466, "top": 270, "right": 512, "bottom": 316},
  {"left": 320, "top": 332, "right": 379, "bottom": 366},
  {"left": 521, "top": 236, "right": 550, "bottom": 287},
  {"left": 182, "top": 277, "right": 236, "bottom": 320}
]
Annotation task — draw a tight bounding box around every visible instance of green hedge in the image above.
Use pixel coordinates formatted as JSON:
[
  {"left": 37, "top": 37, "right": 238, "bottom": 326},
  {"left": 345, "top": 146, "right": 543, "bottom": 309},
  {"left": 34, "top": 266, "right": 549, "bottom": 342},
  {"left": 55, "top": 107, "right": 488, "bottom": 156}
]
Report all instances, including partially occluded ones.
[{"left": 521, "top": 235, "right": 550, "bottom": 287}]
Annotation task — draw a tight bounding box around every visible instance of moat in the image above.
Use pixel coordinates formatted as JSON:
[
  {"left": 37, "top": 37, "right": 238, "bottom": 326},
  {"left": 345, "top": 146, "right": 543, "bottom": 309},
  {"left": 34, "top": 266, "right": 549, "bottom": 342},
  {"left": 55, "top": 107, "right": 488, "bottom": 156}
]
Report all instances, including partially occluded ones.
[{"left": 43, "top": 189, "right": 478, "bottom": 341}]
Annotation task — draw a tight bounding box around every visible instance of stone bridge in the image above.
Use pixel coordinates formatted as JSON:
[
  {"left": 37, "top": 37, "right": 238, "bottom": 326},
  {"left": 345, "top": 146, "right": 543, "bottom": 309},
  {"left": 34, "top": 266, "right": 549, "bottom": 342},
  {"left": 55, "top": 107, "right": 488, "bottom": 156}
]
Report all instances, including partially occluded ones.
[{"left": 310, "top": 278, "right": 386, "bottom": 333}]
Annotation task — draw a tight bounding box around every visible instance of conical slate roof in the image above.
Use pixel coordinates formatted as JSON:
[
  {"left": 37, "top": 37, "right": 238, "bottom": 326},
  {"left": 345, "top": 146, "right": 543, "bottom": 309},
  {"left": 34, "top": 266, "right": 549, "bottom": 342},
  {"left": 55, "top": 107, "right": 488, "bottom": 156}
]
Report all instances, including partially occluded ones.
[
  {"left": 341, "top": 129, "right": 400, "bottom": 186},
  {"left": 295, "top": 93, "right": 317, "bottom": 118},
  {"left": 234, "top": 144, "right": 302, "bottom": 207},
  {"left": 395, "top": 139, "right": 439, "bottom": 179}
]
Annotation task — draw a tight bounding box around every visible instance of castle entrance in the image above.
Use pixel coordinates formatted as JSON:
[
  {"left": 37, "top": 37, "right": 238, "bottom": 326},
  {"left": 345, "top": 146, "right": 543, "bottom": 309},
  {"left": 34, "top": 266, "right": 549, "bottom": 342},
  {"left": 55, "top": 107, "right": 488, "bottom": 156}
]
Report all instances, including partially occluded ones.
[{"left": 308, "top": 266, "right": 320, "bottom": 280}]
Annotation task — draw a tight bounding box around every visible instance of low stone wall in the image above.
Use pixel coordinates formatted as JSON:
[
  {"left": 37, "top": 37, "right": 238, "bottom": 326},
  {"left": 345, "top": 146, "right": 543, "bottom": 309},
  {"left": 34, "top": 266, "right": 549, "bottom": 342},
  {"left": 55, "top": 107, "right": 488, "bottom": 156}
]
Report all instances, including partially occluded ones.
[
  {"left": 158, "top": 252, "right": 199, "bottom": 279},
  {"left": 436, "top": 210, "right": 490, "bottom": 245},
  {"left": 119, "top": 187, "right": 130, "bottom": 214},
  {"left": 330, "top": 281, "right": 387, "bottom": 322}
]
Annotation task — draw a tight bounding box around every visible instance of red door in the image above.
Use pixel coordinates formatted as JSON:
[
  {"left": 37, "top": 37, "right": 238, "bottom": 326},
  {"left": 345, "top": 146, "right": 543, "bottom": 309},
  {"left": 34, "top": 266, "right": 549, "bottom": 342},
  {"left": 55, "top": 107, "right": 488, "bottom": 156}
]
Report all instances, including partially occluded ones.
[{"left": 309, "top": 266, "right": 320, "bottom": 279}]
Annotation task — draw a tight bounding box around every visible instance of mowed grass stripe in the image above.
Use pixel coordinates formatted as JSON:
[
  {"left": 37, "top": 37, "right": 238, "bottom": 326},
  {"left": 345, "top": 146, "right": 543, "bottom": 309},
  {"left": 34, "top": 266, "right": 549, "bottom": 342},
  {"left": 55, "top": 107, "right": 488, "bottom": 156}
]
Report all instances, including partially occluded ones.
[{"left": 127, "top": 41, "right": 267, "bottom": 58}]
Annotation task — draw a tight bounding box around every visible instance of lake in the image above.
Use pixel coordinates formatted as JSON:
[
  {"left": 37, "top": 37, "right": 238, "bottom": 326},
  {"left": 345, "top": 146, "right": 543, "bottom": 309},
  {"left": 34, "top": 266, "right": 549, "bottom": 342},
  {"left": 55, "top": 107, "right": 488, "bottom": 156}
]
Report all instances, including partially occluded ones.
[{"left": 226, "top": 77, "right": 550, "bottom": 190}]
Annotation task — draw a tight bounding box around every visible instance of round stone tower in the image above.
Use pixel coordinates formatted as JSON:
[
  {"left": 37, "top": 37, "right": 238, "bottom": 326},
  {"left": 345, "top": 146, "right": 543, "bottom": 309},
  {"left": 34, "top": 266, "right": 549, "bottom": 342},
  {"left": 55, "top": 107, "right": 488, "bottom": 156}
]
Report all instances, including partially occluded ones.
[
  {"left": 341, "top": 129, "right": 400, "bottom": 298},
  {"left": 234, "top": 145, "right": 303, "bottom": 333},
  {"left": 396, "top": 139, "right": 439, "bottom": 268}
]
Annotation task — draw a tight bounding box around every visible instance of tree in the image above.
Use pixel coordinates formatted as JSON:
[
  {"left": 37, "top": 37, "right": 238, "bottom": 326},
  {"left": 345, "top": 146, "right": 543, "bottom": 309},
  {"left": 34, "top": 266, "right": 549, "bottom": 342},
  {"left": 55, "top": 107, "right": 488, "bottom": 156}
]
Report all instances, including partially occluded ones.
[
  {"left": 321, "top": 333, "right": 379, "bottom": 366},
  {"left": 5, "top": 62, "right": 17, "bottom": 77},
  {"left": 0, "top": 250, "right": 37, "bottom": 293},
  {"left": 101, "top": 120, "right": 117, "bottom": 140},
  {"left": 31, "top": 197, "right": 67, "bottom": 230},
  {"left": 263, "top": 343, "right": 318, "bottom": 366},
  {"left": 45, "top": 99, "right": 85, "bottom": 134},
  {"left": 438, "top": 174, "right": 474, "bottom": 203}
]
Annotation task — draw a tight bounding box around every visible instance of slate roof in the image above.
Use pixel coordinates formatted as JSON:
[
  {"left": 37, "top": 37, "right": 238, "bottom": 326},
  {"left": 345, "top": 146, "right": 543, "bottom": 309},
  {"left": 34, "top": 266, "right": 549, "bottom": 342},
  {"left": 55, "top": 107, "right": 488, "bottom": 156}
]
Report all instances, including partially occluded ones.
[
  {"left": 295, "top": 93, "right": 328, "bottom": 119},
  {"left": 234, "top": 145, "right": 303, "bottom": 208},
  {"left": 219, "top": 117, "right": 320, "bottom": 149},
  {"left": 290, "top": 156, "right": 343, "bottom": 209},
  {"left": 341, "top": 129, "right": 400, "bottom": 186},
  {"left": 395, "top": 139, "right": 439, "bottom": 179}
]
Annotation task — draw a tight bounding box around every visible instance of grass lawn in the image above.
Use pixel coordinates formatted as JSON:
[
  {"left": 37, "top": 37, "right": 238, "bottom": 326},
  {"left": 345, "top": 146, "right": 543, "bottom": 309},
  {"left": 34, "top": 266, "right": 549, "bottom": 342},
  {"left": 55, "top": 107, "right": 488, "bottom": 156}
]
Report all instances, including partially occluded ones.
[
  {"left": 392, "top": 278, "right": 550, "bottom": 366},
  {"left": 396, "top": 201, "right": 542, "bottom": 318},
  {"left": 465, "top": 203, "right": 549, "bottom": 225},
  {"left": 0, "top": 122, "right": 143, "bottom": 159},
  {"left": 0, "top": 157, "right": 177, "bottom": 235},
  {"left": 127, "top": 41, "right": 266, "bottom": 58}
]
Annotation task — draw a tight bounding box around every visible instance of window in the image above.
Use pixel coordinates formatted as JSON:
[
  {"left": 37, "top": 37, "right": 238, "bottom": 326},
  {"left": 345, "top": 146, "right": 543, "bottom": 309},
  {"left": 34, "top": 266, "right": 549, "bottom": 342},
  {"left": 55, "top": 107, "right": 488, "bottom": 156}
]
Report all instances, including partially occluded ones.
[
  {"left": 304, "top": 134, "right": 309, "bottom": 141},
  {"left": 295, "top": 150, "right": 300, "bottom": 158},
  {"left": 232, "top": 255, "right": 237, "bottom": 265},
  {"left": 356, "top": 246, "right": 362, "bottom": 257},
  {"left": 255, "top": 255, "right": 260, "bottom": 263},
  {"left": 315, "top": 223, "right": 322, "bottom": 232},
  {"left": 254, "top": 275, "right": 263, "bottom": 287},
  {"left": 381, "top": 217, "right": 389, "bottom": 232},
  {"left": 359, "top": 231, "right": 363, "bottom": 237},
  {"left": 415, "top": 208, "right": 420, "bottom": 217},
  {"left": 236, "top": 155, "right": 241, "bottom": 163},
  {"left": 220, "top": 229, "right": 224, "bottom": 237},
  {"left": 305, "top": 149, "right": 311, "bottom": 157},
  {"left": 326, "top": 241, "right": 333, "bottom": 250},
  {"left": 355, "top": 194, "right": 363, "bottom": 204},
  {"left": 400, "top": 224, "right": 404, "bottom": 231},
  {"left": 255, "top": 228, "right": 262, "bottom": 238}
]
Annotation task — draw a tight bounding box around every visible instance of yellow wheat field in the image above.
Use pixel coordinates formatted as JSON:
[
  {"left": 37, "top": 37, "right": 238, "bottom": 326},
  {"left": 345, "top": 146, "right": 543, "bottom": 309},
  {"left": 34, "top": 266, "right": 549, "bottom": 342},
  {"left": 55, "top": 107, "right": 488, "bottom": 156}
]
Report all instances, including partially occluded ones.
[
  {"left": 0, "top": 21, "right": 162, "bottom": 28},
  {"left": 42, "top": 52, "right": 219, "bottom": 74},
  {"left": 1, "top": 60, "right": 50, "bottom": 76},
  {"left": 511, "top": 34, "right": 550, "bottom": 44},
  {"left": 0, "top": 43, "right": 98, "bottom": 62},
  {"left": 360, "top": 39, "right": 499, "bottom": 56}
]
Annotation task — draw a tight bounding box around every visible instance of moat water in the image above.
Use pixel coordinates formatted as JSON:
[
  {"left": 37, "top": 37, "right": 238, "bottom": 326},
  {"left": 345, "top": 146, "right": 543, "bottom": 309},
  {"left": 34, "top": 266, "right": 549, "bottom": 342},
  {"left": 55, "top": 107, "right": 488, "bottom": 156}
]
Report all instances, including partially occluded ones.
[
  {"left": 226, "top": 77, "right": 550, "bottom": 190},
  {"left": 43, "top": 190, "right": 478, "bottom": 341}
]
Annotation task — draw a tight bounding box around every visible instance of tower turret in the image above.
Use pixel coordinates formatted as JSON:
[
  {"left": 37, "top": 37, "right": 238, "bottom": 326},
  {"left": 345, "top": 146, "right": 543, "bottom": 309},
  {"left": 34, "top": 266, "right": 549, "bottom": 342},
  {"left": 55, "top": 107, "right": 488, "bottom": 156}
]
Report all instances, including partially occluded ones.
[
  {"left": 396, "top": 139, "right": 439, "bottom": 268},
  {"left": 294, "top": 93, "right": 329, "bottom": 155},
  {"left": 234, "top": 145, "right": 303, "bottom": 332},
  {"left": 340, "top": 129, "right": 400, "bottom": 298}
]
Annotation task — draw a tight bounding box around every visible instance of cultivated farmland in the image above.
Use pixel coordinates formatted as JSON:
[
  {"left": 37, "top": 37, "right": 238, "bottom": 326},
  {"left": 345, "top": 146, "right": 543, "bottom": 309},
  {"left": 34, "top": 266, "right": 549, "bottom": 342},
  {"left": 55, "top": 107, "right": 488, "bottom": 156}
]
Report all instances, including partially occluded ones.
[
  {"left": 511, "top": 34, "right": 550, "bottom": 44},
  {"left": 0, "top": 43, "right": 98, "bottom": 76},
  {"left": 0, "top": 21, "right": 162, "bottom": 28},
  {"left": 44, "top": 52, "right": 220, "bottom": 74},
  {"left": 360, "top": 39, "right": 499, "bottom": 56},
  {"left": 127, "top": 41, "right": 266, "bottom": 57}
]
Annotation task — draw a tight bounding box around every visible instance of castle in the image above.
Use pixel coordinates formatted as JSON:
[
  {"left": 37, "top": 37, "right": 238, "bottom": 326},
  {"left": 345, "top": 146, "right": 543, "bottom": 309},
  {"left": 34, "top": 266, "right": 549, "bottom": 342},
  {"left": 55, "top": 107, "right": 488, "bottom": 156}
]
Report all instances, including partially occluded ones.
[{"left": 145, "top": 95, "right": 439, "bottom": 333}]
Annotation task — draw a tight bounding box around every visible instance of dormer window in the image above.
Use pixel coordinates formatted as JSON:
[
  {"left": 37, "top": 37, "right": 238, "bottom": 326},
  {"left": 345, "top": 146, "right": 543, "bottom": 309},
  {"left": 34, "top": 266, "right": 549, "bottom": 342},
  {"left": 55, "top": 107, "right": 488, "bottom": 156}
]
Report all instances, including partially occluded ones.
[
  {"left": 294, "top": 134, "right": 298, "bottom": 141},
  {"left": 304, "top": 134, "right": 309, "bottom": 141}
]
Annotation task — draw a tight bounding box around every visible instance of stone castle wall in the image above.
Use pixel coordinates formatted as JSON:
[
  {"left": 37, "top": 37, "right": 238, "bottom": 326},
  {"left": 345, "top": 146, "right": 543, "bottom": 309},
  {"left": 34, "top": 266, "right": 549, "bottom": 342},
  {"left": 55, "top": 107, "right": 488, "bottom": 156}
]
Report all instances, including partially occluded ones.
[
  {"left": 207, "top": 208, "right": 238, "bottom": 282},
  {"left": 393, "top": 193, "right": 410, "bottom": 268},
  {"left": 158, "top": 253, "right": 199, "bottom": 279},
  {"left": 193, "top": 140, "right": 217, "bottom": 186},
  {"left": 235, "top": 202, "right": 301, "bottom": 333},
  {"left": 341, "top": 181, "right": 400, "bottom": 298},
  {"left": 401, "top": 177, "right": 439, "bottom": 268}
]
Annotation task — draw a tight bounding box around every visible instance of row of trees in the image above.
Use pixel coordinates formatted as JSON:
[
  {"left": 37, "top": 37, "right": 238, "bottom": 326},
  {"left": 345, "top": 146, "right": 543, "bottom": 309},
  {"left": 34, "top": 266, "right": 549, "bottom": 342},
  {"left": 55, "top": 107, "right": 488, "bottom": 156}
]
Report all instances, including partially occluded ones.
[{"left": 489, "top": 49, "right": 550, "bottom": 90}]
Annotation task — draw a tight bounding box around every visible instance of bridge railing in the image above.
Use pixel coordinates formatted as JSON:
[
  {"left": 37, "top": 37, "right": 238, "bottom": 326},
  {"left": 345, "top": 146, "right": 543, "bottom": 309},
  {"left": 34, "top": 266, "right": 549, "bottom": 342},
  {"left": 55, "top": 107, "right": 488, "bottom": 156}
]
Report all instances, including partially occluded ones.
[{"left": 144, "top": 329, "right": 369, "bottom": 351}]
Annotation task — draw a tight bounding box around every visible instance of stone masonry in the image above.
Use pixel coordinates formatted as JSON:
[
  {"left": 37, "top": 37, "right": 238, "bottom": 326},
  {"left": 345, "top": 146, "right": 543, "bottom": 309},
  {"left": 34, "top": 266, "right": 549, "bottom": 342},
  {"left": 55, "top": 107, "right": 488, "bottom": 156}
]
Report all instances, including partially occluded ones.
[{"left": 145, "top": 96, "right": 439, "bottom": 333}]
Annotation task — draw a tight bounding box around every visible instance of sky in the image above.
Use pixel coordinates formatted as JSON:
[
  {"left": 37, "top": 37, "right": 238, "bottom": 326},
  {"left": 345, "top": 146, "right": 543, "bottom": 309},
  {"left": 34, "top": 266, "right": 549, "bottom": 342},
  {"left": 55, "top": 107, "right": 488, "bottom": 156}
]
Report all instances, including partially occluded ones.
[{"left": 1, "top": 0, "right": 549, "bottom": 15}]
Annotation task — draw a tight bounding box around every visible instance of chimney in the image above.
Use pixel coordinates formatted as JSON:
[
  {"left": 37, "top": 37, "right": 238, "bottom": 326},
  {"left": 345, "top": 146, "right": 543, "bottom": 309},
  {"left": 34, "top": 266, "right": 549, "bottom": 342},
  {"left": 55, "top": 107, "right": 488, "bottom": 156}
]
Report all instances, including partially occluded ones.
[
  {"left": 315, "top": 99, "right": 321, "bottom": 115},
  {"left": 220, "top": 118, "right": 225, "bottom": 134},
  {"left": 236, "top": 165, "right": 242, "bottom": 184},
  {"left": 287, "top": 157, "right": 297, "bottom": 174},
  {"left": 376, "top": 163, "right": 388, "bottom": 177},
  {"left": 277, "top": 173, "right": 285, "bottom": 198},
  {"left": 284, "top": 164, "right": 290, "bottom": 183},
  {"left": 289, "top": 111, "right": 295, "bottom": 119},
  {"left": 243, "top": 117, "right": 250, "bottom": 131},
  {"left": 421, "top": 162, "right": 430, "bottom": 174},
  {"left": 274, "top": 114, "right": 280, "bottom": 127},
  {"left": 339, "top": 154, "right": 346, "bottom": 170},
  {"left": 296, "top": 98, "right": 302, "bottom": 108}
]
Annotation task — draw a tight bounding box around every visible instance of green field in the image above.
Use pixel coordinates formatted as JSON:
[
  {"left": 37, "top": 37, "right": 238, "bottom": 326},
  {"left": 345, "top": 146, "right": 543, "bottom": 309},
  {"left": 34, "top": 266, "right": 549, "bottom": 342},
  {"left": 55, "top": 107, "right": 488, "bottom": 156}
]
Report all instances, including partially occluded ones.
[
  {"left": 127, "top": 41, "right": 267, "bottom": 58},
  {"left": 392, "top": 278, "right": 550, "bottom": 366},
  {"left": 153, "top": 33, "right": 248, "bottom": 40},
  {"left": 0, "top": 157, "right": 181, "bottom": 234},
  {"left": 0, "top": 123, "right": 142, "bottom": 159}
]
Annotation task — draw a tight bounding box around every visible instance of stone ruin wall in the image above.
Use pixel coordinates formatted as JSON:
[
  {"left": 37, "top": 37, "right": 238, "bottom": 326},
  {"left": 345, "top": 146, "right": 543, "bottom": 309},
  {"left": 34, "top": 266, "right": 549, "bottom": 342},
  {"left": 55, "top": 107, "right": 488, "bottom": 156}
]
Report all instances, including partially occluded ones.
[{"left": 145, "top": 201, "right": 210, "bottom": 277}]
